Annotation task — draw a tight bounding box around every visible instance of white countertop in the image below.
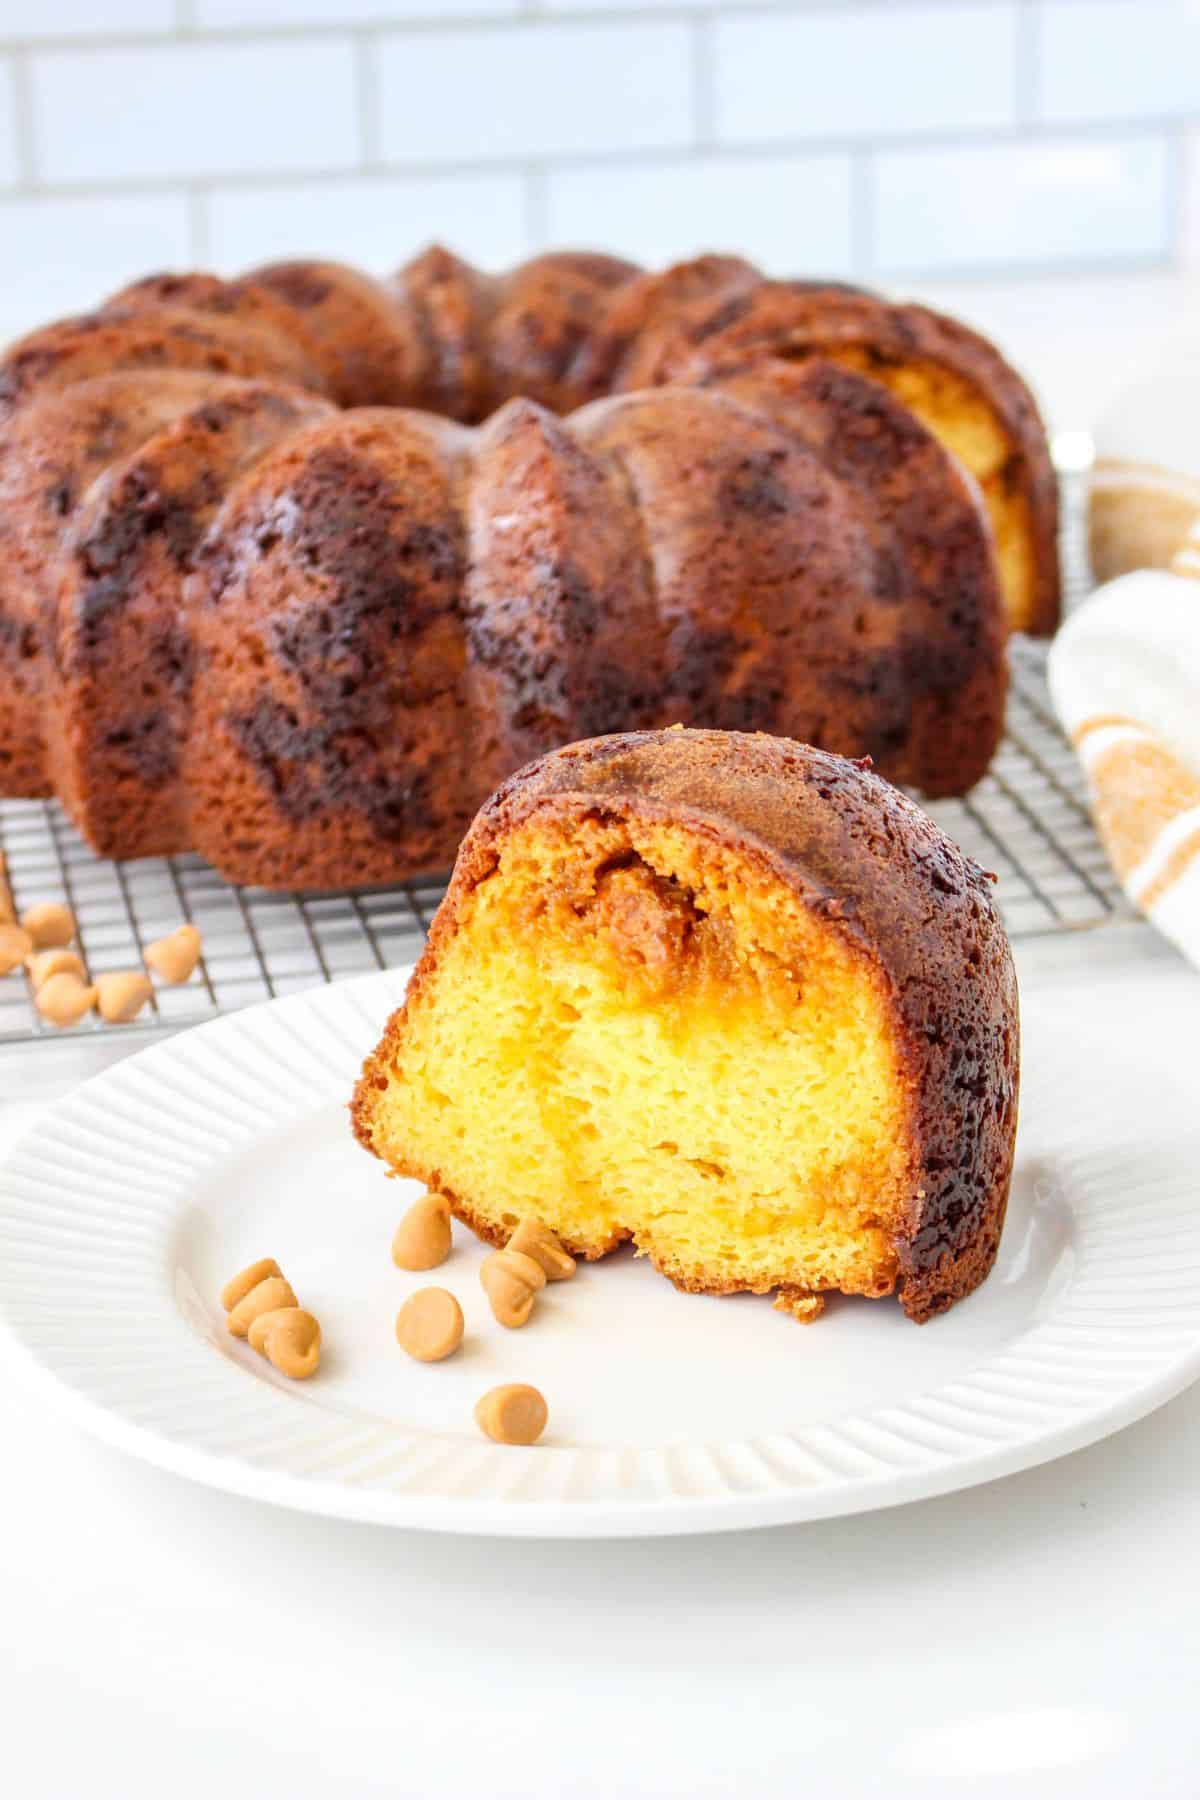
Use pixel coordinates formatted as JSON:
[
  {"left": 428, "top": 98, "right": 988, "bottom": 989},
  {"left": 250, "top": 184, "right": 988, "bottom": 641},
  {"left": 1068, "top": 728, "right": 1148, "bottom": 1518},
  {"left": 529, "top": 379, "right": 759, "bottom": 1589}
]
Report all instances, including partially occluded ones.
[{"left": 2, "top": 923, "right": 1197, "bottom": 1799}]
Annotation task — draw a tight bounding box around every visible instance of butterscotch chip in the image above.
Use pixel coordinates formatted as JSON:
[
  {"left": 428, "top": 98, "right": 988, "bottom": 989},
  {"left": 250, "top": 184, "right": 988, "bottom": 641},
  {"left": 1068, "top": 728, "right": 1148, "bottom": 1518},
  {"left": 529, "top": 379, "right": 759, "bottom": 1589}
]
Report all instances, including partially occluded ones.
[
  {"left": 395, "top": 1286, "right": 464, "bottom": 1363},
  {"left": 226, "top": 1274, "right": 297, "bottom": 1337},
  {"left": 508, "top": 1216, "right": 576, "bottom": 1282},
  {"left": 480, "top": 1246, "right": 546, "bottom": 1329},
  {"left": 220, "top": 1257, "right": 283, "bottom": 1312},
  {"left": 26, "top": 947, "right": 85, "bottom": 989},
  {"left": 392, "top": 1192, "right": 452, "bottom": 1271},
  {"left": 248, "top": 1307, "right": 321, "bottom": 1380},
  {"left": 0, "top": 923, "right": 33, "bottom": 976},
  {"left": 35, "top": 973, "right": 96, "bottom": 1027},
  {"left": 96, "top": 970, "right": 153, "bottom": 1024},
  {"left": 145, "top": 923, "right": 202, "bottom": 985},
  {"left": 474, "top": 1384, "right": 548, "bottom": 1446},
  {"left": 20, "top": 902, "right": 75, "bottom": 949}
]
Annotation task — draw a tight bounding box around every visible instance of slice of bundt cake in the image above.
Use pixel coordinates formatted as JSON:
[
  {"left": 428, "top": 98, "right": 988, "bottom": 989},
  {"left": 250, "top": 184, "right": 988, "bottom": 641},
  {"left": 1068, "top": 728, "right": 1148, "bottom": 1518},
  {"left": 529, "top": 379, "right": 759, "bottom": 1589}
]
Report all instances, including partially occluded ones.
[{"left": 352, "top": 729, "right": 1019, "bottom": 1323}]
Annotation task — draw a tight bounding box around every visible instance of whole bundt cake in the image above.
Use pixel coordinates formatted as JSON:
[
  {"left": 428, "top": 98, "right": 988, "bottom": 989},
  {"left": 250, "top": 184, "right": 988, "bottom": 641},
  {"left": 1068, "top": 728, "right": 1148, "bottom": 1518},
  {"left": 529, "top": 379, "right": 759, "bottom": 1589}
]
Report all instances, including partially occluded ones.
[
  {"left": 0, "top": 248, "right": 1056, "bottom": 891},
  {"left": 352, "top": 728, "right": 1020, "bottom": 1323}
]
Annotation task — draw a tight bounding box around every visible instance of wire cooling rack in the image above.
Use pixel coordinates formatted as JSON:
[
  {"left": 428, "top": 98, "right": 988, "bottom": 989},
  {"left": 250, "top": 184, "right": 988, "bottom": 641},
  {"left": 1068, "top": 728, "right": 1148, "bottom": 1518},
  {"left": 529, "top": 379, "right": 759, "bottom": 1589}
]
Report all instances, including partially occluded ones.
[
  {"left": 0, "top": 484, "right": 1128, "bottom": 1052},
  {"left": 0, "top": 641, "right": 1128, "bottom": 1052}
]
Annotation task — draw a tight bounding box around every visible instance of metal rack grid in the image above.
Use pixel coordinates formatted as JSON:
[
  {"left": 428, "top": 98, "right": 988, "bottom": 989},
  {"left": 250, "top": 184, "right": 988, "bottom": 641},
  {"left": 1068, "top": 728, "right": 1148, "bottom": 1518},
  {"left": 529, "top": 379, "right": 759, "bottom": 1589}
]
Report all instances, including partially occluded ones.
[
  {"left": 927, "top": 637, "right": 1127, "bottom": 938},
  {"left": 0, "top": 484, "right": 1129, "bottom": 1052},
  {"left": 0, "top": 640, "right": 1129, "bottom": 1053}
]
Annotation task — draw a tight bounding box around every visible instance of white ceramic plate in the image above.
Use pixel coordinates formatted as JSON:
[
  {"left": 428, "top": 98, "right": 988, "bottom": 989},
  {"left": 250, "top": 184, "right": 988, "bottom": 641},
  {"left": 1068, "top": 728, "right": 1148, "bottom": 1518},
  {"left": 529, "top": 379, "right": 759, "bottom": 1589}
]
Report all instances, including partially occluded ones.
[{"left": 2, "top": 963, "right": 1199, "bottom": 1538}]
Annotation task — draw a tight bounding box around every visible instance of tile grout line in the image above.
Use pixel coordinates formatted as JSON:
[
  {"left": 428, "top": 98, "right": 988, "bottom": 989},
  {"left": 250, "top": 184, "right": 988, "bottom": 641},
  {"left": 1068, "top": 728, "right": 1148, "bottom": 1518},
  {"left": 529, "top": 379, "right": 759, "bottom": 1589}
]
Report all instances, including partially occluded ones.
[
  {"left": 8, "top": 47, "right": 36, "bottom": 188},
  {"left": 355, "top": 28, "right": 380, "bottom": 171},
  {"left": 691, "top": 11, "right": 716, "bottom": 152},
  {"left": 187, "top": 184, "right": 209, "bottom": 265},
  {"left": 1014, "top": 0, "right": 1039, "bottom": 129},
  {"left": 849, "top": 145, "right": 873, "bottom": 281},
  {"left": 523, "top": 162, "right": 548, "bottom": 253}
]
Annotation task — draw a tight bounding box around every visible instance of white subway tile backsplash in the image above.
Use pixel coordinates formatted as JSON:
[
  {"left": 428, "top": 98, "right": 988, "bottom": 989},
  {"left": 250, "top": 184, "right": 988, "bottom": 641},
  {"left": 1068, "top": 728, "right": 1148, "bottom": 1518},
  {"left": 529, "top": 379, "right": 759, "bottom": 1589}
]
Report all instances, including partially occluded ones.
[
  {"left": 873, "top": 133, "right": 1171, "bottom": 274},
  {"left": 0, "top": 0, "right": 174, "bottom": 37},
  {"left": 30, "top": 40, "right": 360, "bottom": 185},
  {"left": 0, "top": 1, "right": 1191, "bottom": 363},
  {"left": 196, "top": 0, "right": 517, "bottom": 25},
  {"left": 206, "top": 171, "right": 530, "bottom": 273},
  {"left": 714, "top": 4, "right": 1019, "bottom": 146},
  {"left": 377, "top": 21, "right": 693, "bottom": 165},
  {"left": 0, "top": 191, "right": 192, "bottom": 340},
  {"left": 1038, "top": 0, "right": 1200, "bottom": 125},
  {"left": 0, "top": 60, "right": 17, "bottom": 187},
  {"left": 544, "top": 153, "right": 853, "bottom": 273}
]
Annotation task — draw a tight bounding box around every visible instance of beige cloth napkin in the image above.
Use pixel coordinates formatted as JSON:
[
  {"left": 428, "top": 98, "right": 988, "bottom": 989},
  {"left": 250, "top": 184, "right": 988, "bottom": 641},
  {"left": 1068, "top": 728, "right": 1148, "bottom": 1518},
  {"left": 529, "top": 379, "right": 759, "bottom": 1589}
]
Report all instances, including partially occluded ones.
[
  {"left": 1087, "top": 357, "right": 1200, "bottom": 584},
  {"left": 1059, "top": 358, "right": 1200, "bottom": 961},
  {"left": 1048, "top": 565, "right": 1200, "bottom": 963}
]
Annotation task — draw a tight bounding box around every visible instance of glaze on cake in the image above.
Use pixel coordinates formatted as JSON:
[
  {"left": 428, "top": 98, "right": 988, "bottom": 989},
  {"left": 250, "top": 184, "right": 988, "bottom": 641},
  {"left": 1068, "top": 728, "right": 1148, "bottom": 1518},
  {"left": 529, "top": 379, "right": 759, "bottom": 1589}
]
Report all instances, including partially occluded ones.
[
  {"left": 0, "top": 250, "right": 1054, "bottom": 890},
  {"left": 352, "top": 728, "right": 1020, "bottom": 1323}
]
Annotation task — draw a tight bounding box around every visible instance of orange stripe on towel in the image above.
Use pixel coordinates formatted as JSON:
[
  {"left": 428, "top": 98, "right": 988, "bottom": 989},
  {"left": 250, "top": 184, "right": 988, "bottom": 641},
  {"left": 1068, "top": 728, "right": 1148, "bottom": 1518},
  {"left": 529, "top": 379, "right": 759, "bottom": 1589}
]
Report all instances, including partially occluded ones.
[
  {"left": 1139, "top": 827, "right": 1200, "bottom": 911},
  {"left": 1070, "top": 714, "right": 1141, "bottom": 746},
  {"left": 1087, "top": 737, "right": 1200, "bottom": 880}
]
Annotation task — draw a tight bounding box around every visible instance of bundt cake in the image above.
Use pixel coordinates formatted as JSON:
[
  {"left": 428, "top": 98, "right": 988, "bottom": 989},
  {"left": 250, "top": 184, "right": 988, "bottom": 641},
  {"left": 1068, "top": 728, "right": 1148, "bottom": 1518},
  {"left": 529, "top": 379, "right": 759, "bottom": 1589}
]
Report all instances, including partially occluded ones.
[
  {"left": 0, "top": 248, "right": 1055, "bottom": 891},
  {"left": 352, "top": 728, "right": 1020, "bottom": 1324}
]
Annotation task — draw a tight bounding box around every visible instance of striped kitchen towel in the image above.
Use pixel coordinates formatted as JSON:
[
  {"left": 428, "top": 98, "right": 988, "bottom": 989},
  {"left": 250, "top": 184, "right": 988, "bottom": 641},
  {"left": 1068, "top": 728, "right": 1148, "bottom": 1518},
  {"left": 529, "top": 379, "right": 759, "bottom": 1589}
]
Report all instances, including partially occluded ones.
[{"left": 1048, "top": 566, "right": 1200, "bottom": 964}]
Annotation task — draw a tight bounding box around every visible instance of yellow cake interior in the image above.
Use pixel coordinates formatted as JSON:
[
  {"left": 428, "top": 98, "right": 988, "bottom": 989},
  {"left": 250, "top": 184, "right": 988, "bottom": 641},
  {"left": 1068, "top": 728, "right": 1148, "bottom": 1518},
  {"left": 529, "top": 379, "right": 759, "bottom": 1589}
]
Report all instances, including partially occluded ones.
[{"left": 365, "top": 813, "right": 919, "bottom": 1302}]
